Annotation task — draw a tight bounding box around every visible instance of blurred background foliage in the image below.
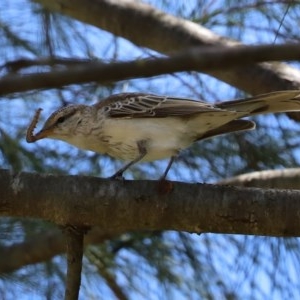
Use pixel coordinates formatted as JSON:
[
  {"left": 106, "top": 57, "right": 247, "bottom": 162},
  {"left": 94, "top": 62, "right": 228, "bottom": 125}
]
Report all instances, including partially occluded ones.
[{"left": 1, "top": 0, "right": 300, "bottom": 299}]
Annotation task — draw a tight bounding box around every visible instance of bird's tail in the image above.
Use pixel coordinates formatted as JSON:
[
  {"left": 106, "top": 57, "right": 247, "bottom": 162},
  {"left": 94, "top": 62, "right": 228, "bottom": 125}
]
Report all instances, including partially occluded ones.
[{"left": 216, "top": 90, "right": 300, "bottom": 116}]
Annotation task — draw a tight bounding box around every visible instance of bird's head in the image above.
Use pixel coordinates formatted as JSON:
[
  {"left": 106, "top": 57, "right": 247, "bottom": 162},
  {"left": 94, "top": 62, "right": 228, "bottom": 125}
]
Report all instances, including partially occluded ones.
[{"left": 26, "top": 105, "right": 88, "bottom": 143}]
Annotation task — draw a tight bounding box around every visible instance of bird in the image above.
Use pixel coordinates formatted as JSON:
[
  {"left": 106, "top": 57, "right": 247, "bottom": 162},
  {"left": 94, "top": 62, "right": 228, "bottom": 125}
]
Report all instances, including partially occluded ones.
[{"left": 26, "top": 90, "right": 300, "bottom": 180}]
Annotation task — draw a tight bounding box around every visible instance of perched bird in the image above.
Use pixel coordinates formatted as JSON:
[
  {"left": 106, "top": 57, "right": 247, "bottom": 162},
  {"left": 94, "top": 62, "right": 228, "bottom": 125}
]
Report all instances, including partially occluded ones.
[{"left": 26, "top": 90, "right": 300, "bottom": 179}]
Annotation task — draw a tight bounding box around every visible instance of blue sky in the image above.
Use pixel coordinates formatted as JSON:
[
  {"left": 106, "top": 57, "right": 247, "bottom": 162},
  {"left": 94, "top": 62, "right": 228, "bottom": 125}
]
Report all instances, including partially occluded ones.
[{"left": 1, "top": 0, "right": 300, "bottom": 299}]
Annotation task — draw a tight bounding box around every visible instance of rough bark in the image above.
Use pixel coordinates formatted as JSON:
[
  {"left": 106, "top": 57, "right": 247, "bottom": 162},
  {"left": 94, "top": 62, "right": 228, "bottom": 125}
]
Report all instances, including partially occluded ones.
[
  {"left": 33, "top": 0, "right": 300, "bottom": 94},
  {"left": 1, "top": 166, "right": 300, "bottom": 274},
  {"left": 1, "top": 169, "right": 300, "bottom": 237},
  {"left": 2, "top": 167, "right": 300, "bottom": 274}
]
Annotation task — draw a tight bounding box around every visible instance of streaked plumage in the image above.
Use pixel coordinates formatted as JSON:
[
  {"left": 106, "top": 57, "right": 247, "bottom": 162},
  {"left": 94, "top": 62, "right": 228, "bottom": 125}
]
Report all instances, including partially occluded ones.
[{"left": 26, "top": 90, "right": 300, "bottom": 179}]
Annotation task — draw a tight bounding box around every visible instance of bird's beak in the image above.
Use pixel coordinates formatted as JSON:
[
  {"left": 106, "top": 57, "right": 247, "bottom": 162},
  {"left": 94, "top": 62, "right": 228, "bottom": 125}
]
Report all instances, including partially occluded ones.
[
  {"left": 26, "top": 127, "right": 53, "bottom": 143},
  {"left": 26, "top": 108, "right": 54, "bottom": 143}
]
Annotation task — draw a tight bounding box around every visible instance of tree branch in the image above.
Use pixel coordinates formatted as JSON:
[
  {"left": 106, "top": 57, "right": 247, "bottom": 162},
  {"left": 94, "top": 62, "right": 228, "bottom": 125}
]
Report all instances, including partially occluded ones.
[
  {"left": 1, "top": 167, "right": 300, "bottom": 274},
  {"left": 64, "top": 226, "right": 87, "bottom": 300},
  {"left": 218, "top": 168, "right": 300, "bottom": 189},
  {"left": 1, "top": 44, "right": 300, "bottom": 96},
  {"left": 1, "top": 169, "right": 300, "bottom": 237},
  {"left": 2, "top": 57, "right": 92, "bottom": 73},
  {"left": 0, "top": 227, "right": 121, "bottom": 274},
  {"left": 88, "top": 248, "right": 129, "bottom": 300},
  {"left": 3, "top": 167, "right": 300, "bottom": 274},
  {"left": 33, "top": 0, "right": 300, "bottom": 94}
]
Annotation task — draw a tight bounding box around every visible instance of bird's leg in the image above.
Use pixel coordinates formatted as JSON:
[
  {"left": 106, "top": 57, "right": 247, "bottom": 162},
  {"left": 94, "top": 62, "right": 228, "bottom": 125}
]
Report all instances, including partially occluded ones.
[
  {"left": 110, "top": 140, "right": 148, "bottom": 179},
  {"left": 159, "top": 155, "right": 176, "bottom": 181}
]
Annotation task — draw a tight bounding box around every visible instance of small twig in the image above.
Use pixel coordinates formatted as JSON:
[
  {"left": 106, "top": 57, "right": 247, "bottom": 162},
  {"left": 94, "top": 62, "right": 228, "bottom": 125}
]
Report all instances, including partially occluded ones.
[
  {"left": 26, "top": 108, "right": 42, "bottom": 143},
  {"left": 63, "top": 226, "right": 89, "bottom": 300}
]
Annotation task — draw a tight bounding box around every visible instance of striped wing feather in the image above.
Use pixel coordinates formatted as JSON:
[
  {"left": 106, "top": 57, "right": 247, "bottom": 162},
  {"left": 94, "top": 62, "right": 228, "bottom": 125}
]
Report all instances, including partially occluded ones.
[
  {"left": 94, "top": 90, "right": 300, "bottom": 119},
  {"left": 94, "top": 93, "right": 224, "bottom": 118}
]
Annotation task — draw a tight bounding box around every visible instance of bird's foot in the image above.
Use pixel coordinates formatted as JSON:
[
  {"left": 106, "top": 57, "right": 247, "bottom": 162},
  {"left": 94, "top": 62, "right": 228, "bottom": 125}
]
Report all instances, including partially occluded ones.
[
  {"left": 157, "top": 177, "right": 173, "bottom": 194},
  {"left": 109, "top": 171, "right": 125, "bottom": 180}
]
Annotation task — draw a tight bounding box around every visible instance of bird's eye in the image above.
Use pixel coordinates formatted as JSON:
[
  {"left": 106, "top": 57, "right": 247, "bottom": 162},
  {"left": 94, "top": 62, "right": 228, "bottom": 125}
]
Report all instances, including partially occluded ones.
[{"left": 56, "top": 116, "right": 66, "bottom": 124}]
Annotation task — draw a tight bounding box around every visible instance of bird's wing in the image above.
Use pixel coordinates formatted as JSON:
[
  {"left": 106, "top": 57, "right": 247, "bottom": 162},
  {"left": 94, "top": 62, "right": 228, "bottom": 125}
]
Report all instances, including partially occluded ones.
[{"left": 94, "top": 93, "right": 224, "bottom": 118}]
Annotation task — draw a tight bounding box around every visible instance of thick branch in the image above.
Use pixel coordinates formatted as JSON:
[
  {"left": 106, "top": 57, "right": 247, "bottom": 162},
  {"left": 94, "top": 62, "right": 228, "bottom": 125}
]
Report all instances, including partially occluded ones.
[
  {"left": 3, "top": 167, "right": 300, "bottom": 274},
  {"left": 1, "top": 169, "right": 300, "bottom": 236},
  {"left": 1, "top": 44, "right": 300, "bottom": 96},
  {"left": 1, "top": 167, "right": 300, "bottom": 274},
  {"left": 33, "top": 0, "right": 300, "bottom": 94}
]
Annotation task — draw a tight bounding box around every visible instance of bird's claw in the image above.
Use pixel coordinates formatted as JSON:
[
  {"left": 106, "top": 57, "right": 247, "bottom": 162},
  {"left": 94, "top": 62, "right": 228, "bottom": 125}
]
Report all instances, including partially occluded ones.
[{"left": 109, "top": 172, "right": 125, "bottom": 180}]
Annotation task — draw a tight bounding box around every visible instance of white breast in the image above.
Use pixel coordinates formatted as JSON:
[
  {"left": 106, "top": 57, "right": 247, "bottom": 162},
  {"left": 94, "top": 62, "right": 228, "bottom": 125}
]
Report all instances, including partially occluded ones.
[{"left": 62, "top": 111, "right": 241, "bottom": 162}]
